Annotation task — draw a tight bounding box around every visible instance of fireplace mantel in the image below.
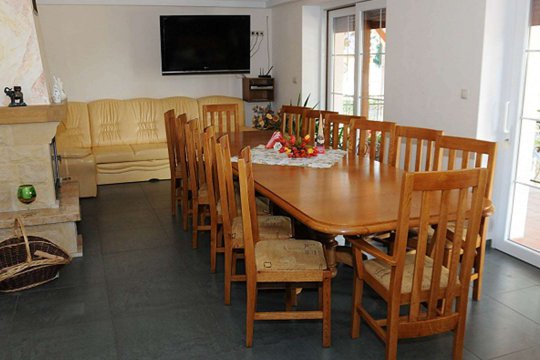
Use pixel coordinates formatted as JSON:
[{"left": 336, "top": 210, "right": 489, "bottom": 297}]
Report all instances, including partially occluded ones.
[{"left": 0, "top": 102, "right": 67, "bottom": 125}]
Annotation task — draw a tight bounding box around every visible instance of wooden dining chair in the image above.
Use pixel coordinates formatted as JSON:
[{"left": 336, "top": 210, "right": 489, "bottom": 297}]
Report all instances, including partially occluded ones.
[
  {"left": 304, "top": 110, "right": 338, "bottom": 145},
  {"left": 391, "top": 125, "right": 443, "bottom": 172},
  {"left": 174, "top": 113, "right": 190, "bottom": 231},
  {"left": 370, "top": 125, "right": 444, "bottom": 253},
  {"left": 202, "top": 103, "right": 240, "bottom": 133},
  {"left": 350, "top": 167, "right": 488, "bottom": 359},
  {"left": 279, "top": 105, "right": 310, "bottom": 139},
  {"left": 324, "top": 114, "right": 365, "bottom": 150},
  {"left": 433, "top": 135, "right": 497, "bottom": 301},
  {"left": 203, "top": 126, "right": 224, "bottom": 272},
  {"left": 164, "top": 109, "right": 181, "bottom": 216},
  {"left": 238, "top": 146, "right": 332, "bottom": 347},
  {"left": 215, "top": 135, "right": 293, "bottom": 304},
  {"left": 348, "top": 118, "right": 396, "bottom": 164},
  {"left": 184, "top": 120, "right": 211, "bottom": 248}
]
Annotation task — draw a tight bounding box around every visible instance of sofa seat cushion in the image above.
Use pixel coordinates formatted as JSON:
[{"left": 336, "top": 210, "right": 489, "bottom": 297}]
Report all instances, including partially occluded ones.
[
  {"left": 130, "top": 143, "right": 168, "bottom": 162},
  {"left": 364, "top": 253, "right": 453, "bottom": 294},
  {"left": 93, "top": 145, "right": 135, "bottom": 164},
  {"left": 255, "top": 240, "right": 327, "bottom": 271},
  {"left": 230, "top": 215, "right": 292, "bottom": 248},
  {"left": 60, "top": 147, "right": 93, "bottom": 159}
]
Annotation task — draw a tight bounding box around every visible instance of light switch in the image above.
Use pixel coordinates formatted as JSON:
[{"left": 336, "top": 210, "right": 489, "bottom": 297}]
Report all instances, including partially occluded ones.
[{"left": 461, "top": 89, "right": 469, "bottom": 99}]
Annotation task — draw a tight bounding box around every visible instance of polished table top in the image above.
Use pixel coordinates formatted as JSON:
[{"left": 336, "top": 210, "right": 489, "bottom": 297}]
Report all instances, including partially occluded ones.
[{"left": 223, "top": 130, "right": 492, "bottom": 236}]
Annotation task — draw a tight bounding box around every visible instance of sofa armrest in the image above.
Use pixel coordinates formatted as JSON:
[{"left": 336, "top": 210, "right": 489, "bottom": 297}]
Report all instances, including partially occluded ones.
[{"left": 58, "top": 147, "right": 93, "bottom": 159}]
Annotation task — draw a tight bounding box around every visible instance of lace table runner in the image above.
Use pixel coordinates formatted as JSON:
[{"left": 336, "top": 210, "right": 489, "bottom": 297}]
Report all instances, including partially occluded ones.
[{"left": 231, "top": 145, "right": 347, "bottom": 169}]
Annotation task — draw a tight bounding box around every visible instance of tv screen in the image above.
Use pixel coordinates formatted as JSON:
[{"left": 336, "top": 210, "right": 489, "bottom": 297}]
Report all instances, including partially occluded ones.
[{"left": 160, "top": 15, "right": 251, "bottom": 75}]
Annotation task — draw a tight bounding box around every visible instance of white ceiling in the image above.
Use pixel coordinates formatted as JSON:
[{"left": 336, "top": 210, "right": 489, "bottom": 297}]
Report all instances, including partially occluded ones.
[{"left": 37, "top": 0, "right": 298, "bottom": 8}]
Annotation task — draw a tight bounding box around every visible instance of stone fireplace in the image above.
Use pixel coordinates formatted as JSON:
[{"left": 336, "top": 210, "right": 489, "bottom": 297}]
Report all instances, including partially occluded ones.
[
  {"left": 0, "top": 104, "right": 81, "bottom": 256},
  {"left": 0, "top": 2, "right": 81, "bottom": 256}
]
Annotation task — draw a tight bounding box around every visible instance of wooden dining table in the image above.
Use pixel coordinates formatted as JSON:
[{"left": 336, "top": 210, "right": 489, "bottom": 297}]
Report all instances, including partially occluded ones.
[{"left": 224, "top": 130, "right": 493, "bottom": 275}]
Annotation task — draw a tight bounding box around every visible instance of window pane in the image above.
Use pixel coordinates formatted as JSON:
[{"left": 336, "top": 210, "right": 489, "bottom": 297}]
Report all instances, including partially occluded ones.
[
  {"left": 523, "top": 51, "right": 540, "bottom": 120},
  {"left": 329, "top": 13, "right": 355, "bottom": 114}
]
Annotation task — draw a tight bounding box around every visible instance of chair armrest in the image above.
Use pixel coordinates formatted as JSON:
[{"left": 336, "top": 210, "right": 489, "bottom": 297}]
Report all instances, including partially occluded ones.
[{"left": 349, "top": 237, "right": 397, "bottom": 265}]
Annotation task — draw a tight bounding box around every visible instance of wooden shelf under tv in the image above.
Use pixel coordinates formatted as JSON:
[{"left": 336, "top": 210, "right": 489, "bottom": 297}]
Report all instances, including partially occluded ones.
[{"left": 242, "top": 77, "right": 274, "bottom": 102}]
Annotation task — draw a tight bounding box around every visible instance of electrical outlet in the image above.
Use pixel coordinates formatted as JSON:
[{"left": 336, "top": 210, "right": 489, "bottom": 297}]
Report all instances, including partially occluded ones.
[{"left": 251, "top": 31, "right": 264, "bottom": 36}]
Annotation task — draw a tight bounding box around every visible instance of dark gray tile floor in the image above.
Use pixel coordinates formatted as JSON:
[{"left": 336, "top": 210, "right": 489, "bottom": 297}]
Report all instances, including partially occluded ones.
[{"left": 1, "top": 180, "right": 539, "bottom": 360}]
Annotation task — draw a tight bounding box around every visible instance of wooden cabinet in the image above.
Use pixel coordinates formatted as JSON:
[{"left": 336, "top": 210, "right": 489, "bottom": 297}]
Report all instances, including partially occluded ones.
[{"left": 242, "top": 77, "right": 274, "bottom": 102}]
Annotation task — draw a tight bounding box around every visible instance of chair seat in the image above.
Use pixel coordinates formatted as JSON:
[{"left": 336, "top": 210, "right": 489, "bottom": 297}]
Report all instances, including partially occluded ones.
[
  {"left": 198, "top": 183, "right": 208, "bottom": 200},
  {"left": 255, "top": 240, "right": 327, "bottom": 272},
  {"left": 231, "top": 216, "right": 292, "bottom": 248},
  {"left": 174, "top": 167, "right": 183, "bottom": 179},
  {"left": 217, "top": 192, "right": 270, "bottom": 217},
  {"left": 364, "top": 253, "right": 452, "bottom": 294},
  {"left": 445, "top": 223, "right": 482, "bottom": 248}
]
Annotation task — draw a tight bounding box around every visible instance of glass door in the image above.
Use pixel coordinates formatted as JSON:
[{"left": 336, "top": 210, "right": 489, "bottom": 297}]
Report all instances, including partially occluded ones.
[
  {"left": 355, "top": 1, "right": 386, "bottom": 120},
  {"left": 326, "top": 0, "right": 386, "bottom": 117},
  {"left": 496, "top": 0, "right": 540, "bottom": 267},
  {"left": 508, "top": 18, "right": 540, "bottom": 266}
]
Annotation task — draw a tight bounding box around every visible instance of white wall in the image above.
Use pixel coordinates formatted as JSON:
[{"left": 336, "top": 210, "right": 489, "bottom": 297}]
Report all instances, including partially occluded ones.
[
  {"left": 301, "top": 5, "right": 324, "bottom": 108},
  {"left": 271, "top": 2, "right": 303, "bottom": 106},
  {"left": 384, "top": 0, "right": 487, "bottom": 138},
  {"left": 38, "top": 5, "right": 272, "bottom": 103}
]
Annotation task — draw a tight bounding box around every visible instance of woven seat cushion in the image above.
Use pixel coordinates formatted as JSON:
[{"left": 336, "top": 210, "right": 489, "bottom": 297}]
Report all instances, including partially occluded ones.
[
  {"left": 445, "top": 223, "right": 481, "bottom": 249},
  {"left": 198, "top": 183, "right": 208, "bottom": 199},
  {"left": 230, "top": 215, "right": 292, "bottom": 248},
  {"left": 255, "top": 240, "right": 327, "bottom": 271},
  {"left": 364, "top": 253, "right": 451, "bottom": 294},
  {"left": 217, "top": 192, "right": 270, "bottom": 217}
]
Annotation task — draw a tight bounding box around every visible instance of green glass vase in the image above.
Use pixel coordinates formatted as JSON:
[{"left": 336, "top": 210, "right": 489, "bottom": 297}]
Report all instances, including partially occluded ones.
[{"left": 17, "top": 184, "right": 37, "bottom": 205}]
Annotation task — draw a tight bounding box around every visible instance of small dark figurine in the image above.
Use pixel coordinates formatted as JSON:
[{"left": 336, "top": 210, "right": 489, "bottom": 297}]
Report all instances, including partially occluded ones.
[{"left": 4, "top": 86, "right": 27, "bottom": 107}]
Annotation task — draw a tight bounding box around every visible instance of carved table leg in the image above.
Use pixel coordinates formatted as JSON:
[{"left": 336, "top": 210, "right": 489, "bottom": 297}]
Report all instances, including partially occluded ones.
[{"left": 324, "top": 237, "right": 339, "bottom": 277}]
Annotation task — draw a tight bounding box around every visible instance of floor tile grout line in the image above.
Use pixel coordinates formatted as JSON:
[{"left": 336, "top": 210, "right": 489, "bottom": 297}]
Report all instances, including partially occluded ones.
[
  {"left": 488, "top": 345, "right": 539, "bottom": 359},
  {"left": 489, "top": 294, "right": 540, "bottom": 326},
  {"left": 490, "top": 283, "right": 540, "bottom": 296}
]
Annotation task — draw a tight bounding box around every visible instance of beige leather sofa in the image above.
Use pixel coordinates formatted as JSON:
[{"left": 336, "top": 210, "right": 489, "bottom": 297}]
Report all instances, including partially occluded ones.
[{"left": 55, "top": 95, "right": 246, "bottom": 197}]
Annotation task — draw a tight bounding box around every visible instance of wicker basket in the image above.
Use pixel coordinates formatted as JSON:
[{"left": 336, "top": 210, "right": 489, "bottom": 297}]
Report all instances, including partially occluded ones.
[{"left": 0, "top": 217, "right": 71, "bottom": 292}]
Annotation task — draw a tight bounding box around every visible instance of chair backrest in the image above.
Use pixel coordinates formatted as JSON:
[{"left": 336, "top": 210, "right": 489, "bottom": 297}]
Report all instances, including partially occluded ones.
[
  {"left": 391, "top": 168, "right": 487, "bottom": 329},
  {"left": 202, "top": 103, "right": 240, "bottom": 133},
  {"left": 392, "top": 125, "right": 443, "bottom": 172},
  {"left": 237, "top": 146, "right": 260, "bottom": 282},
  {"left": 324, "top": 114, "right": 365, "bottom": 150},
  {"left": 279, "top": 105, "right": 310, "bottom": 138},
  {"left": 174, "top": 113, "right": 189, "bottom": 181},
  {"left": 433, "top": 135, "right": 497, "bottom": 199},
  {"left": 348, "top": 118, "right": 396, "bottom": 164},
  {"left": 203, "top": 126, "right": 219, "bottom": 218},
  {"left": 215, "top": 135, "right": 237, "bottom": 238},
  {"left": 184, "top": 120, "right": 205, "bottom": 197},
  {"left": 304, "top": 110, "right": 338, "bottom": 145},
  {"left": 164, "top": 109, "right": 177, "bottom": 177}
]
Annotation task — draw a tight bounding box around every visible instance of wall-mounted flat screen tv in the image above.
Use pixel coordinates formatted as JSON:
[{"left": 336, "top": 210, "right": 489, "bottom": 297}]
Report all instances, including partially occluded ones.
[{"left": 160, "top": 15, "right": 250, "bottom": 75}]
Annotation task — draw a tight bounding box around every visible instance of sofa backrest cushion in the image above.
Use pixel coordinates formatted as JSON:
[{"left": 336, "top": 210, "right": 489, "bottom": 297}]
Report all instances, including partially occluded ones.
[
  {"left": 56, "top": 101, "right": 92, "bottom": 150},
  {"left": 88, "top": 97, "right": 199, "bottom": 147},
  {"left": 197, "top": 95, "right": 245, "bottom": 130}
]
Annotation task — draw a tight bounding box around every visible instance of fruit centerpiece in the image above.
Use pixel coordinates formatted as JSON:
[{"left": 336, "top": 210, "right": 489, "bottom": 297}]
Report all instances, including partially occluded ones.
[{"left": 266, "top": 132, "right": 319, "bottom": 158}]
